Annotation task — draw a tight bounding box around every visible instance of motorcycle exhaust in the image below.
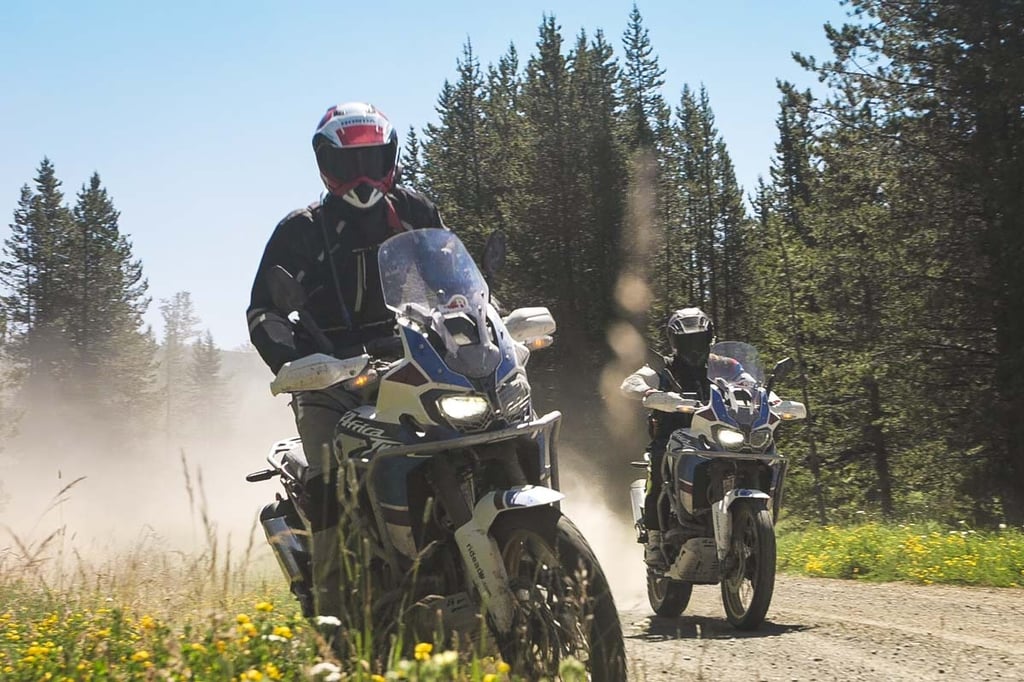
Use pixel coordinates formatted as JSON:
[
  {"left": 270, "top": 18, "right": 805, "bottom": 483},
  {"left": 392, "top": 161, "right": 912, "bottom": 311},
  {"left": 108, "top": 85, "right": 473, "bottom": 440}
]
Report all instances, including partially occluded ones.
[
  {"left": 260, "top": 501, "right": 314, "bottom": 616},
  {"left": 629, "top": 479, "right": 647, "bottom": 542}
]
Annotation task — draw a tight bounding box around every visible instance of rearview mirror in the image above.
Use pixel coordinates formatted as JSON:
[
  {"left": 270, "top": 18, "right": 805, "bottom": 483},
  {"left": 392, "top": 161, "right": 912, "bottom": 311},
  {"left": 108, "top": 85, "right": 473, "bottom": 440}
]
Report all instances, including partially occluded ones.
[
  {"left": 767, "top": 356, "right": 795, "bottom": 394},
  {"left": 772, "top": 357, "right": 795, "bottom": 383},
  {"left": 267, "top": 265, "right": 307, "bottom": 313}
]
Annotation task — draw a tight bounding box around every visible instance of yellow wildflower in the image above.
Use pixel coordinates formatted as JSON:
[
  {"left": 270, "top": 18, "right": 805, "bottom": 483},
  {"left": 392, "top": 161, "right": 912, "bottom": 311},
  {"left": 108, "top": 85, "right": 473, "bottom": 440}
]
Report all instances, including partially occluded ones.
[
  {"left": 272, "top": 625, "right": 293, "bottom": 640},
  {"left": 131, "top": 650, "right": 150, "bottom": 662},
  {"left": 484, "top": 675, "right": 497, "bottom": 682},
  {"left": 371, "top": 676, "right": 387, "bottom": 682},
  {"left": 236, "top": 614, "right": 252, "bottom": 625},
  {"left": 414, "top": 641, "right": 433, "bottom": 661},
  {"left": 265, "top": 662, "right": 283, "bottom": 680},
  {"left": 255, "top": 601, "right": 274, "bottom": 613},
  {"left": 139, "top": 615, "right": 157, "bottom": 630},
  {"left": 497, "top": 661, "right": 511, "bottom": 673},
  {"left": 242, "top": 669, "right": 264, "bottom": 681}
]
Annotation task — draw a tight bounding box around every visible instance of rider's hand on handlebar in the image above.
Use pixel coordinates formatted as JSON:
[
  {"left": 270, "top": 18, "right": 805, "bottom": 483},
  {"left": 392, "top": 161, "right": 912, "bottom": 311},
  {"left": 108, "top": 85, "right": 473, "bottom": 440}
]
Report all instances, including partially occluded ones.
[{"left": 642, "top": 390, "right": 687, "bottom": 413}]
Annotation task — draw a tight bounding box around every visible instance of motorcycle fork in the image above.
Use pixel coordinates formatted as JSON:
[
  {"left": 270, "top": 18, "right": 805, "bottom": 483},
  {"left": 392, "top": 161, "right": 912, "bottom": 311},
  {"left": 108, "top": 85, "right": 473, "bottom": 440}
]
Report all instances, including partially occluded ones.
[{"left": 430, "top": 456, "right": 518, "bottom": 635}]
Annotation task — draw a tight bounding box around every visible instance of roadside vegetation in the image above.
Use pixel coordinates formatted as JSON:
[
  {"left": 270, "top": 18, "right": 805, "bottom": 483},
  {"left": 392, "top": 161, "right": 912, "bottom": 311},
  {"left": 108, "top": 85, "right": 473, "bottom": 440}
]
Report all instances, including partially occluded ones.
[{"left": 777, "top": 521, "right": 1024, "bottom": 588}]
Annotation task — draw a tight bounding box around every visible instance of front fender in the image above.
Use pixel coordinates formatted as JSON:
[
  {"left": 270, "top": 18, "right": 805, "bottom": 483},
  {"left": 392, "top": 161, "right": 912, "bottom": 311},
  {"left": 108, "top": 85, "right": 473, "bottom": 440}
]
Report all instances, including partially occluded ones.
[
  {"left": 712, "top": 489, "right": 771, "bottom": 560},
  {"left": 453, "top": 485, "right": 565, "bottom": 635}
]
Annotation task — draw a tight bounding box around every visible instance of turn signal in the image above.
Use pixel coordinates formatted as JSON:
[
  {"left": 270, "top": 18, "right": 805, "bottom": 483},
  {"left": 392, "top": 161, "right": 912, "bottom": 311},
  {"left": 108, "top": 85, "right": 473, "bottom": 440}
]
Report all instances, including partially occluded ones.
[{"left": 527, "top": 335, "right": 554, "bottom": 350}]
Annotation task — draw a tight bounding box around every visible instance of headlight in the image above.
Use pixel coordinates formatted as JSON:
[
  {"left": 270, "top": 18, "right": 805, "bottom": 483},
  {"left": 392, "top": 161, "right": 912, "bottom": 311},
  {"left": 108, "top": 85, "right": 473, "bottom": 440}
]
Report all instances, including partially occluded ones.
[
  {"left": 749, "top": 428, "right": 772, "bottom": 450},
  {"left": 437, "top": 395, "right": 491, "bottom": 421},
  {"left": 716, "top": 428, "right": 745, "bottom": 448}
]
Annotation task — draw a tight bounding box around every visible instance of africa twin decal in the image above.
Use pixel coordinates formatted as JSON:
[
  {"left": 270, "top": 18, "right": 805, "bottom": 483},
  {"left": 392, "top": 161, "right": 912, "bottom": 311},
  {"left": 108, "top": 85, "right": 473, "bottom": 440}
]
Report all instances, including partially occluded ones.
[{"left": 334, "top": 410, "right": 404, "bottom": 459}]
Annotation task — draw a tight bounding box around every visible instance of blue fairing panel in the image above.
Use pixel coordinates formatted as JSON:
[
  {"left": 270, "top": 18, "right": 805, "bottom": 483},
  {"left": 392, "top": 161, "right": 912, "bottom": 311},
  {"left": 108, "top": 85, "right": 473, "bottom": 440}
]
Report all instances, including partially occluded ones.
[
  {"left": 403, "top": 326, "right": 473, "bottom": 389},
  {"left": 711, "top": 390, "right": 739, "bottom": 427}
]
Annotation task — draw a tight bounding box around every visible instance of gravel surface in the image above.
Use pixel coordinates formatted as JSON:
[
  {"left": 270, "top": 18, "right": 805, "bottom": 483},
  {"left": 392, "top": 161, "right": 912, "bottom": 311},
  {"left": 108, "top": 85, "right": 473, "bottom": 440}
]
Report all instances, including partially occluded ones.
[{"left": 617, "top": 574, "right": 1024, "bottom": 681}]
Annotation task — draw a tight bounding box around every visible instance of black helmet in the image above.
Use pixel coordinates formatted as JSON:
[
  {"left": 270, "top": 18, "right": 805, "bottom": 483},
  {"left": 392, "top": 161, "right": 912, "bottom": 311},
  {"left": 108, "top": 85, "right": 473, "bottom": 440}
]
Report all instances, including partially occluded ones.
[{"left": 666, "top": 307, "right": 715, "bottom": 368}]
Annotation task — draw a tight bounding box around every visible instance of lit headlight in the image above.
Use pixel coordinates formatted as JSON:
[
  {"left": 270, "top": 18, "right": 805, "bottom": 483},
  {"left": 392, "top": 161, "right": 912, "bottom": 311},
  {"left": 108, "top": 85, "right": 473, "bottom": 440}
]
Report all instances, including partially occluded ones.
[
  {"left": 716, "top": 428, "right": 745, "bottom": 448},
  {"left": 749, "top": 428, "right": 772, "bottom": 450},
  {"left": 437, "top": 395, "right": 491, "bottom": 421}
]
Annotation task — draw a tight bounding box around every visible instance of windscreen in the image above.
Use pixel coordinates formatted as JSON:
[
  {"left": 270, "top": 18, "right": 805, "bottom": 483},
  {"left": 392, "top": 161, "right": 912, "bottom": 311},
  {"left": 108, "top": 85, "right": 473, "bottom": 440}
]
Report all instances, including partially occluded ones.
[
  {"left": 708, "top": 341, "right": 765, "bottom": 385},
  {"left": 379, "top": 229, "right": 488, "bottom": 315}
]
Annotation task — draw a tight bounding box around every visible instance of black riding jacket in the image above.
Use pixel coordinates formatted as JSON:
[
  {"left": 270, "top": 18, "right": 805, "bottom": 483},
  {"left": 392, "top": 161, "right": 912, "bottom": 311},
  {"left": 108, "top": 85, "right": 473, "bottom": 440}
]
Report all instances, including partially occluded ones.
[
  {"left": 247, "top": 188, "right": 445, "bottom": 373},
  {"left": 648, "top": 357, "right": 709, "bottom": 441}
]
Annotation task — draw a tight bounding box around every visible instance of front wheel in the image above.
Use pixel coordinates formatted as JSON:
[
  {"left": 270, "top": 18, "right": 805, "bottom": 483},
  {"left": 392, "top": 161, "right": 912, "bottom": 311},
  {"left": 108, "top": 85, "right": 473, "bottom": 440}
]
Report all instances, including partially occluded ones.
[
  {"left": 720, "top": 501, "right": 776, "bottom": 630},
  {"left": 491, "top": 506, "right": 627, "bottom": 682}
]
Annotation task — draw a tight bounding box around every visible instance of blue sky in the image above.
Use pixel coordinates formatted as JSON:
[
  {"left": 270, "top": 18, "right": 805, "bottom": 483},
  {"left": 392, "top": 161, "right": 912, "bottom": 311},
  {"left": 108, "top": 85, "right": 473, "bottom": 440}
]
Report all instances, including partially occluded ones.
[{"left": 0, "top": 0, "right": 849, "bottom": 350}]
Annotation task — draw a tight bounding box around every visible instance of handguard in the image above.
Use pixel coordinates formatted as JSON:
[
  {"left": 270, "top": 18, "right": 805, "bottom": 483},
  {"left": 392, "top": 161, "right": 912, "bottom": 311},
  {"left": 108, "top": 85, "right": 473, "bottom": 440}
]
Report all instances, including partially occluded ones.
[
  {"left": 269, "top": 353, "right": 370, "bottom": 396},
  {"left": 642, "top": 390, "right": 700, "bottom": 413}
]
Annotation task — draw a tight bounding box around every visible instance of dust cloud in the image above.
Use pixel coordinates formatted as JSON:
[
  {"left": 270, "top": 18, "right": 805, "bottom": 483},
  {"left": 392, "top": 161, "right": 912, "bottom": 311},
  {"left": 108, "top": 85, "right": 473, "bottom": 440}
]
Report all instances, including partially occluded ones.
[{"left": 0, "top": 350, "right": 295, "bottom": 569}]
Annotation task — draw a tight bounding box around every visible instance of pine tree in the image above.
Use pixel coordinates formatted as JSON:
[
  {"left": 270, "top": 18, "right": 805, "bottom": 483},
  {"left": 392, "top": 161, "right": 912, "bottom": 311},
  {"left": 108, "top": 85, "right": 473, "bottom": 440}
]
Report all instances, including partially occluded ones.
[
  {"left": 160, "top": 291, "right": 200, "bottom": 438},
  {"left": 620, "top": 3, "right": 667, "bottom": 151},
  {"left": 0, "top": 159, "right": 76, "bottom": 393},
  {"left": 422, "top": 40, "right": 489, "bottom": 252},
  {"left": 794, "top": 0, "right": 1024, "bottom": 523},
  {"left": 68, "top": 174, "right": 152, "bottom": 399},
  {"left": 520, "top": 16, "right": 574, "bottom": 325},
  {"left": 400, "top": 126, "right": 423, "bottom": 193},
  {"left": 189, "top": 329, "right": 227, "bottom": 433}
]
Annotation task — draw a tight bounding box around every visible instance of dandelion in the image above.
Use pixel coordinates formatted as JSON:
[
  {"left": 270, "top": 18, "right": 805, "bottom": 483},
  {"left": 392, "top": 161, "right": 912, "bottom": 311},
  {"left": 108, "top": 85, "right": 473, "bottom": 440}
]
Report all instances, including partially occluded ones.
[
  {"left": 130, "top": 650, "right": 150, "bottom": 662},
  {"left": 497, "top": 661, "right": 511, "bottom": 673},
  {"left": 272, "top": 625, "right": 293, "bottom": 639},
  {"left": 265, "top": 662, "right": 284, "bottom": 680},
  {"left": 484, "top": 675, "right": 498, "bottom": 682},
  {"left": 372, "top": 676, "right": 387, "bottom": 682},
  {"left": 255, "top": 601, "right": 274, "bottom": 612},
  {"left": 414, "top": 642, "right": 433, "bottom": 661},
  {"left": 236, "top": 614, "right": 252, "bottom": 625},
  {"left": 242, "top": 669, "right": 264, "bottom": 681},
  {"left": 138, "top": 615, "right": 157, "bottom": 630}
]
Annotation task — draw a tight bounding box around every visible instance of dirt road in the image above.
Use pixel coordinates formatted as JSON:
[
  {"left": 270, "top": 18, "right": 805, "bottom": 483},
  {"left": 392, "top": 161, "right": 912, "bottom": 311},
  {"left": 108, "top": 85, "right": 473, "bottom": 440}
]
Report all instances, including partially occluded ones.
[{"left": 617, "top": 574, "right": 1024, "bottom": 681}]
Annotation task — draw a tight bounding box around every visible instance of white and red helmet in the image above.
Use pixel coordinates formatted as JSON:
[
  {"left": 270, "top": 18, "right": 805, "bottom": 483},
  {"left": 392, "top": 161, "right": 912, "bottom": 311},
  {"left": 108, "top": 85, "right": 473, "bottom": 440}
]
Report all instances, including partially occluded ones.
[{"left": 312, "top": 102, "right": 398, "bottom": 209}]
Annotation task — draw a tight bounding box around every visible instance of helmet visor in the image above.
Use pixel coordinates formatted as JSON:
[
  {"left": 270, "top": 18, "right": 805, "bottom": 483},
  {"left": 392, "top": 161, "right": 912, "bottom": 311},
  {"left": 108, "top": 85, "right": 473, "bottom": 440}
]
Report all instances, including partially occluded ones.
[
  {"left": 316, "top": 141, "right": 396, "bottom": 184},
  {"left": 672, "top": 330, "right": 712, "bottom": 367}
]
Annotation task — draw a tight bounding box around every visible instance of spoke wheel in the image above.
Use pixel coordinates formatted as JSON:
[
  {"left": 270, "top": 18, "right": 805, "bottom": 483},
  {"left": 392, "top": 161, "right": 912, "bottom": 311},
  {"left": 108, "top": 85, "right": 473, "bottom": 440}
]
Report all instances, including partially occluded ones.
[
  {"left": 720, "top": 502, "right": 776, "bottom": 630},
  {"left": 492, "top": 506, "right": 626, "bottom": 682}
]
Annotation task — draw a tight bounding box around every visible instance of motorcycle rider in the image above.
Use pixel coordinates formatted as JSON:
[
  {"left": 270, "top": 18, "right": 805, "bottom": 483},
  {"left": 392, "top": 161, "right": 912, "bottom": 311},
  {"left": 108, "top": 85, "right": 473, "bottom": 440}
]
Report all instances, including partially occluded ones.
[
  {"left": 246, "top": 102, "right": 446, "bottom": 622},
  {"left": 620, "top": 307, "right": 748, "bottom": 569}
]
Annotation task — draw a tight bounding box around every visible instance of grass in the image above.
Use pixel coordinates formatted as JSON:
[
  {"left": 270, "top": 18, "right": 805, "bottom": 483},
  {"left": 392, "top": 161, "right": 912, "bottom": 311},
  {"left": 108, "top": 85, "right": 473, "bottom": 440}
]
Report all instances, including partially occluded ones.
[
  {"left": 0, "top": 461, "right": 592, "bottom": 681},
  {"left": 777, "top": 521, "right": 1024, "bottom": 587}
]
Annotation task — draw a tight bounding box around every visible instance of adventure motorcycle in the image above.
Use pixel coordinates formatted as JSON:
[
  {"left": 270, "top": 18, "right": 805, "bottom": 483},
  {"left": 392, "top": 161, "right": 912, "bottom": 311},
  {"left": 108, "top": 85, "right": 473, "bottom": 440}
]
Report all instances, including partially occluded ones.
[
  {"left": 248, "top": 228, "right": 626, "bottom": 679},
  {"left": 628, "top": 342, "right": 806, "bottom": 629}
]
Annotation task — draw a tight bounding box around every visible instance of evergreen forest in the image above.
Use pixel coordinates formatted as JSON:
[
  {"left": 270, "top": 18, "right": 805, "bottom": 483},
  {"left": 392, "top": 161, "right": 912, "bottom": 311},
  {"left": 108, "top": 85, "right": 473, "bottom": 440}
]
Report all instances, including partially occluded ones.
[{"left": 2, "top": 0, "right": 1022, "bottom": 527}]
